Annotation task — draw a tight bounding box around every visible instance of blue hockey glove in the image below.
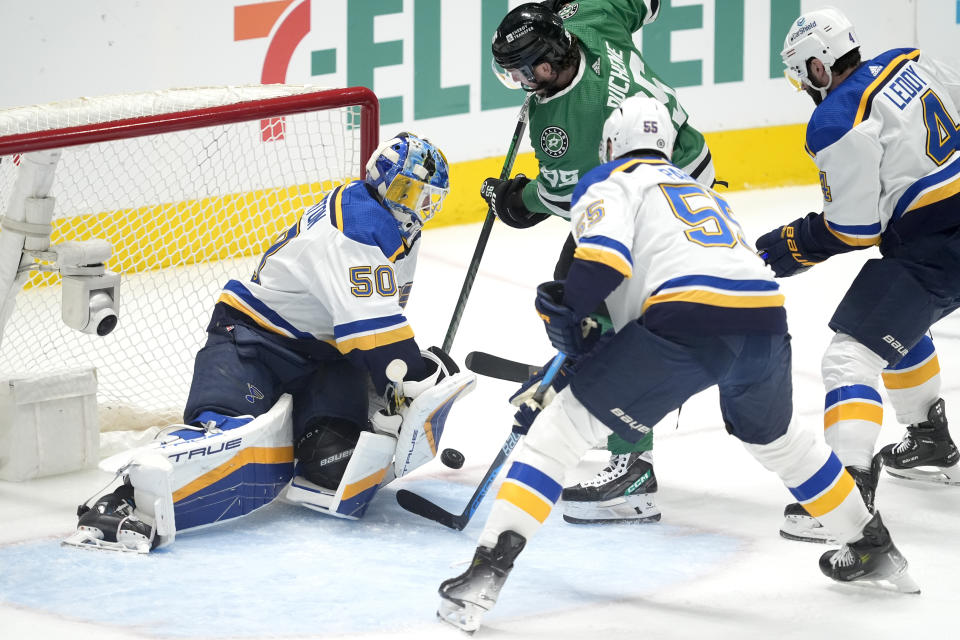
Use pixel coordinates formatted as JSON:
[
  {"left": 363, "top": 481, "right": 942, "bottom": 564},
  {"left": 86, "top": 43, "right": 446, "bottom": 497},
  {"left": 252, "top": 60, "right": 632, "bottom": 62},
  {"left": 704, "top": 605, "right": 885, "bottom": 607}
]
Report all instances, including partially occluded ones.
[
  {"left": 480, "top": 174, "right": 548, "bottom": 229},
  {"left": 755, "top": 217, "right": 819, "bottom": 277},
  {"left": 535, "top": 281, "right": 594, "bottom": 356},
  {"left": 508, "top": 358, "right": 574, "bottom": 435}
]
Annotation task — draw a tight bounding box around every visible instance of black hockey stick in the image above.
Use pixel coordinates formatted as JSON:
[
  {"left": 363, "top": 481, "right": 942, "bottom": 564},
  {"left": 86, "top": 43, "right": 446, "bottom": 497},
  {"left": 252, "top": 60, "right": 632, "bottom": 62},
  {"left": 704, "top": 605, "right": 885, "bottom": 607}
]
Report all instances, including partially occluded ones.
[
  {"left": 465, "top": 350, "right": 538, "bottom": 383},
  {"left": 441, "top": 95, "right": 532, "bottom": 353},
  {"left": 396, "top": 353, "right": 567, "bottom": 530}
]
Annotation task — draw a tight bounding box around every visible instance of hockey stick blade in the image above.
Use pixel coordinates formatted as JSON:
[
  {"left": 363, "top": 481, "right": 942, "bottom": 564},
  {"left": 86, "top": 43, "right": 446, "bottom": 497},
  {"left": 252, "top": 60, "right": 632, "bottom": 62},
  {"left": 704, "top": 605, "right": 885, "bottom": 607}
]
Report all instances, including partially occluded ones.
[
  {"left": 395, "top": 353, "right": 566, "bottom": 530},
  {"left": 395, "top": 432, "right": 520, "bottom": 531},
  {"left": 395, "top": 488, "right": 467, "bottom": 530},
  {"left": 465, "top": 351, "right": 538, "bottom": 383}
]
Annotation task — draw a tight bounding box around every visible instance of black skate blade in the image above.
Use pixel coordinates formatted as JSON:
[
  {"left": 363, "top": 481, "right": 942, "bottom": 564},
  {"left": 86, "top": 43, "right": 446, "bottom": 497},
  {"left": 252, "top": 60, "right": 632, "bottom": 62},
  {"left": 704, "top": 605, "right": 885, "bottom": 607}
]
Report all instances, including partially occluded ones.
[
  {"left": 884, "top": 463, "right": 960, "bottom": 486},
  {"left": 779, "top": 514, "right": 838, "bottom": 545},
  {"left": 779, "top": 529, "right": 836, "bottom": 545},
  {"left": 436, "top": 611, "right": 477, "bottom": 636},
  {"left": 831, "top": 574, "right": 921, "bottom": 596},
  {"left": 437, "top": 598, "right": 483, "bottom": 634},
  {"left": 562, "top": 512, "right": 662, "bottom": 525},
  {"left": 61, "top": 531, "right": 151, "bottom": 554}
]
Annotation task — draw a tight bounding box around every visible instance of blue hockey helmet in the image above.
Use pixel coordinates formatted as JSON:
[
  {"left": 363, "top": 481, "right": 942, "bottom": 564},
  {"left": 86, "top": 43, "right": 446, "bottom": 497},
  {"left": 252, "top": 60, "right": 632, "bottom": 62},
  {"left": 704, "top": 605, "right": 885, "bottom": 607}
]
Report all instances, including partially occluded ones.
[{"left": 365, "top": 132, "right": 450, "bottom": 240}]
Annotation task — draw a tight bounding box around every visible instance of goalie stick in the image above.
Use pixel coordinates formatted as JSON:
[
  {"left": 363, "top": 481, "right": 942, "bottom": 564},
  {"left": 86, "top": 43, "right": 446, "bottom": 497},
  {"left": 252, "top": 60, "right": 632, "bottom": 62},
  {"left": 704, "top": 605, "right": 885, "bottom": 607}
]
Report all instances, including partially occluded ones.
[
  {"left": 395, "top": 353, "right": 567, "bottom": 530},
  {"left": 441, "top": 95, "right": 532, "bottom": 353},
  {"left": 465, "top": 350, "right": 537, "bottom": 383}
]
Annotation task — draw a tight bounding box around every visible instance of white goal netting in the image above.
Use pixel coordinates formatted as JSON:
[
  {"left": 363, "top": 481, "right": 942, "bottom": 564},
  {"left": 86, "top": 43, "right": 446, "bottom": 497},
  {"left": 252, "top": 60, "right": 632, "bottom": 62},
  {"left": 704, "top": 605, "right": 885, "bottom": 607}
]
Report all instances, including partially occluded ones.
[{"left": 0, "top": 85, "right": 378, "bottom": 429}]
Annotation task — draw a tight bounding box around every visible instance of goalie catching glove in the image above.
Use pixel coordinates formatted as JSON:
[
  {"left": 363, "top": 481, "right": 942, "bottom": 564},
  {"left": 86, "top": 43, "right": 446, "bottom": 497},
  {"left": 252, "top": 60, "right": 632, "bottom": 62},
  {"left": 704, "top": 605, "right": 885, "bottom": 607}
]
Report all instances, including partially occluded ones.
[
  {"left": 508, "top": 357, "right": 575, "bottom": 435},
  {"left": 371, "top": 346, "right": 477, "bottom": 478}
]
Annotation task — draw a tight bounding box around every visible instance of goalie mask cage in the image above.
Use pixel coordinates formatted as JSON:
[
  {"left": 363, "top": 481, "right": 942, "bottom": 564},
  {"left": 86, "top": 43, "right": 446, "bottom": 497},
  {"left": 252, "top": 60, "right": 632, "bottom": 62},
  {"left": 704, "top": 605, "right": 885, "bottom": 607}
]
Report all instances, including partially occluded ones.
[{"left": 0, "top": 85, "right": 378, "bottom": 430}]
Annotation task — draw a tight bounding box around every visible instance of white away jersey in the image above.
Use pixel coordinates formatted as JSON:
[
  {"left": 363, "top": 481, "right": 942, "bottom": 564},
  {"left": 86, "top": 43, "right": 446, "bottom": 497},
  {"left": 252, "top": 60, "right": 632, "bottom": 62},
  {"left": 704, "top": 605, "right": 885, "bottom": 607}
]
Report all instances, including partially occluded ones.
[
  {"left": 217, "top": 181, "right": 418, "bottom": 358},
  {"left": 808, "top": 48, "right": 960, "bottom": 247},
  {"left": 569, "top": 156, "right": 786, "bottom": 335}
]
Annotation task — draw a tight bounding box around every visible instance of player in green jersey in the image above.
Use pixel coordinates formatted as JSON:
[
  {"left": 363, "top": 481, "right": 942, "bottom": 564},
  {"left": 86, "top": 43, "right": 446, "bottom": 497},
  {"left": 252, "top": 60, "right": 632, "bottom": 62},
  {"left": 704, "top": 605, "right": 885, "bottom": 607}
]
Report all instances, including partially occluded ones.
[{"left": 481, "top": 1, "right": 716, "bottom": 524}]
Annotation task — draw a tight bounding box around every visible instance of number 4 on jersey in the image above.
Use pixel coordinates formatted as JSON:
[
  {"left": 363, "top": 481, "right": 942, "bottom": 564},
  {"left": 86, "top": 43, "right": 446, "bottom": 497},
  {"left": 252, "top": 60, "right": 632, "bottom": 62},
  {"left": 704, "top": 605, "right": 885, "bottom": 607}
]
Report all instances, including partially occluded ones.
[{"left": 921, "top": 88, "right": 960, "bottom": 165}]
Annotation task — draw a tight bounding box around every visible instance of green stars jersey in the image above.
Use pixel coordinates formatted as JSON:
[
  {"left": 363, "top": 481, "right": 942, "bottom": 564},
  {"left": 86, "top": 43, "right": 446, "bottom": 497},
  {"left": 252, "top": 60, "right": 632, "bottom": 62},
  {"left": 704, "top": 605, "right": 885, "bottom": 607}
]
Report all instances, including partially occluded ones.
[{"left": 521, "top": 0, "right": 713, "bottom": 217}]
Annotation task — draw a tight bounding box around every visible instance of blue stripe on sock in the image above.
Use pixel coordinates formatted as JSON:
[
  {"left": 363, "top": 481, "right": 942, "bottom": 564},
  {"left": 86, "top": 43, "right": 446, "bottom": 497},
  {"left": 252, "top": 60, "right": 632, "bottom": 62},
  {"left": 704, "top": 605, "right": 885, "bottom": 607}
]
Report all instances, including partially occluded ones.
[
  {"left": 789, "top": 452, "right": 843, "bottom": 502},
  {"left": 506, "top": 461, "right": 562, "bottom": 503},
  {"left": 824, "top": 384, "right": 882, "bottom": 410}
]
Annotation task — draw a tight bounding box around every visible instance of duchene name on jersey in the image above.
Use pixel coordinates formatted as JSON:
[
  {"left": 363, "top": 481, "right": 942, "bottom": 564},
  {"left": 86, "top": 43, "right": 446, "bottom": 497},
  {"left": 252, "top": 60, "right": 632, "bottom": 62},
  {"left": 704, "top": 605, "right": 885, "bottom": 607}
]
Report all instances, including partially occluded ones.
[{"left": 605, "top": 41, "right": 631, "bottom": 108}]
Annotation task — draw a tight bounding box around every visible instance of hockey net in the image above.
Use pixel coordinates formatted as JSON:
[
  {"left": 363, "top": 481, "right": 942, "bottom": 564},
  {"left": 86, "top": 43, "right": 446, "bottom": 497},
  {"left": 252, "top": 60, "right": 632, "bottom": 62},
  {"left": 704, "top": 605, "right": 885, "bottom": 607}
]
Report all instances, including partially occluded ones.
[{"left": 0, "top": 85, "right": 378, "bottom": 430}]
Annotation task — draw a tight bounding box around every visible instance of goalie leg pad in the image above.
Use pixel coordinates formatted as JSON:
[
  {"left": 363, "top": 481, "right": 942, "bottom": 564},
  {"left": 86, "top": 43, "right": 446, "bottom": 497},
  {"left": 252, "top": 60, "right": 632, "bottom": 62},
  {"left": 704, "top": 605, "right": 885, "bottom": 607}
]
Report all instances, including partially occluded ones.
[
  {"left": 98, "top": 394, "right": 295, "bottom": 535},
  {"left": 169, "top": 396, "right": 294, "bottom": 530},
  {"left": 285, "top": 431, "right": 396, "bottom": 519},
  {"left": 394, "top": 371, "right": 476, "bottom": 477}
]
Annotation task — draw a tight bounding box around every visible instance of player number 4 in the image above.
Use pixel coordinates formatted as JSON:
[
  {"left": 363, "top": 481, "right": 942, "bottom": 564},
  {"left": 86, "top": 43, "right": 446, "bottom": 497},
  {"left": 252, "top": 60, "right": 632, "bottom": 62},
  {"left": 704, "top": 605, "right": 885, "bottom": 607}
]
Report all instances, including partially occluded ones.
[{"left": 920, "top": 88, "right": 960, "bottom": 166}]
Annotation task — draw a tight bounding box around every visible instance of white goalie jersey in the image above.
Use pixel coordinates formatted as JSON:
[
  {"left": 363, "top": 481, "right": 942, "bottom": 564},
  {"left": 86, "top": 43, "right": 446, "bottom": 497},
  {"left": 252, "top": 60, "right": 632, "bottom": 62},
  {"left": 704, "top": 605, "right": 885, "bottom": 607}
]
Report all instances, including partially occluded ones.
[
  {"left": 216, "top": 180, "right": 424, "bottom": 389},
  {"left": 568, "top": 156, "right": 786, "bottom": 336}
]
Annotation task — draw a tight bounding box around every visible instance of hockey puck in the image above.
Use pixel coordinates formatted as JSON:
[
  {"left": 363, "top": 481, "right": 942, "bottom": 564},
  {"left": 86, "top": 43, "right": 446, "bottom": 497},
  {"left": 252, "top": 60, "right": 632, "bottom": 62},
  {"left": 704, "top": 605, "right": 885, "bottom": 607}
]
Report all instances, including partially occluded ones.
[{"left": 440, "top": 448, "right": 465, "bottom": 469}]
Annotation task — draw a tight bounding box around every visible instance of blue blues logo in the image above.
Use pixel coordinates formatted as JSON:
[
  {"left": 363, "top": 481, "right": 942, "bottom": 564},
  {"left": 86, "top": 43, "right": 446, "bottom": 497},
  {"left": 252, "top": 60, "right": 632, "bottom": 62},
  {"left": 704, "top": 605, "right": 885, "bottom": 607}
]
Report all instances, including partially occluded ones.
[{"left": 245, "top": 383, "right": 265, "bottom": 404}]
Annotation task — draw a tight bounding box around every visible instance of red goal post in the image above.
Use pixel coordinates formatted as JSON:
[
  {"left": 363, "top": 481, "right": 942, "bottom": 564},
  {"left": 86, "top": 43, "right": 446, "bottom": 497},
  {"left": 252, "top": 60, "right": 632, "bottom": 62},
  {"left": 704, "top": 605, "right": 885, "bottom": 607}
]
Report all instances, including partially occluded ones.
[{"left": 0, "top": 85, "right": 379, "bottom": 430}]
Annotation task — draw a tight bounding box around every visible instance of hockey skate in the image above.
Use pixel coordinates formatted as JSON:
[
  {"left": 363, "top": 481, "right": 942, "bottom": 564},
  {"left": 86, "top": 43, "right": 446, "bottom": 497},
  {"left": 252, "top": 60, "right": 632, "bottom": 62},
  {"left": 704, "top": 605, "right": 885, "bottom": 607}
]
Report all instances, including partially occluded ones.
[
  {"left": 879, "top": 398, "right": 960, "bottom": 485},
  {"left": 779, "top": 453, "right": 882, "bottom": 544},
  {"left": 561, "top": 451, "right": 660, "bottom": 524},
  {"left": 437, "top": 530, "right": 526, "bottom": 633},
  {"left": 819, "top": 512, "right": 920, "bottom": 594},
  {"left": 62, "top": 482, "right": 159, "bottom": 554}
]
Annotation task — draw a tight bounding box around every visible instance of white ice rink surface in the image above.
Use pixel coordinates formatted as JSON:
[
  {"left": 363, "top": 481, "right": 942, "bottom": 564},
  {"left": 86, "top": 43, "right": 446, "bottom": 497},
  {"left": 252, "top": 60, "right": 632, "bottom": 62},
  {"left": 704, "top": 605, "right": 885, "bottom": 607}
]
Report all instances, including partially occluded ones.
[{"left": 2, "top": 185, "right": 959, "bottom": 639}]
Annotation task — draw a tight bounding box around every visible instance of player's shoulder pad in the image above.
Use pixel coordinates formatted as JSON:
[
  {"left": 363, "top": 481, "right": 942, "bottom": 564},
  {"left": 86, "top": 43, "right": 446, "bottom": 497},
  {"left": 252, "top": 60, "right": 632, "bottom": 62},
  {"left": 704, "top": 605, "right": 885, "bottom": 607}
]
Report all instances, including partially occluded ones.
[
  {"left": 571, "top": 158, "right": 628, "bottom": 207},
  {"left": 806, "top": 47, "right": 920, "bottom": 155},
  {"left": 571, "top": 156, "right": 659, "bottom": 207},
  {"left": 329, "top": 181, "right": 406, "bottom": 262}
]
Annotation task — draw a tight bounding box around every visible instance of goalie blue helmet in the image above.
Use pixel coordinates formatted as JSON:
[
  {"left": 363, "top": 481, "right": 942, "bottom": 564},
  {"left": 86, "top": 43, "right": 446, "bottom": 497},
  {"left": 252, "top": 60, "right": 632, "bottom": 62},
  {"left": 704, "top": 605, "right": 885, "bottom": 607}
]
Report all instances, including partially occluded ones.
[{"left": 365, "top": 133, "right": 450, "bottom": 241}]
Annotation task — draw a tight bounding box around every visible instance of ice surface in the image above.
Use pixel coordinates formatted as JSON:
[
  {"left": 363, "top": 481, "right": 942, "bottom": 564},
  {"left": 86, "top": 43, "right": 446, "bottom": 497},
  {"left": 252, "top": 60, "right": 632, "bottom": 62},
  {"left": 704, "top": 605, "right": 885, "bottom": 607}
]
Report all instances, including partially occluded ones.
[{"left": 1, "top": 186, "right": 958, "bottom": 639}]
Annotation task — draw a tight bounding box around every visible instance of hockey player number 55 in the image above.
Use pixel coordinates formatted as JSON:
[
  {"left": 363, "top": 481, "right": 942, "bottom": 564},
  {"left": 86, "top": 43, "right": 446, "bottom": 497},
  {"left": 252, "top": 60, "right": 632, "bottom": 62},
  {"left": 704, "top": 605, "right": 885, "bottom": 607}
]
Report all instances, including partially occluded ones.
[{"left": 661, "top": 183, "right": 748, "bottom": 249}]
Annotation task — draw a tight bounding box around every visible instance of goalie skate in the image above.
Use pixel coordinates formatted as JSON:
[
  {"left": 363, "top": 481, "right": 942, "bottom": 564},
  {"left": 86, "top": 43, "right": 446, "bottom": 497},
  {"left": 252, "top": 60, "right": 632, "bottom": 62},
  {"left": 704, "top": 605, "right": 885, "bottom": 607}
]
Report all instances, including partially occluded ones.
[
  {"left": 437, "top": 530, "right": 526, "bottom": 634},
  {"left": 562, "top": 452, "right": 660, "bottom": 524},
  {"left": 819, "top": 512, "right": 920, "bottom": 594},
  {"left": 880, "top": 399, "right": 960, "bottom": 485},
  {"left": 62, "top": 483, "right": 159, "bottom": 554}
]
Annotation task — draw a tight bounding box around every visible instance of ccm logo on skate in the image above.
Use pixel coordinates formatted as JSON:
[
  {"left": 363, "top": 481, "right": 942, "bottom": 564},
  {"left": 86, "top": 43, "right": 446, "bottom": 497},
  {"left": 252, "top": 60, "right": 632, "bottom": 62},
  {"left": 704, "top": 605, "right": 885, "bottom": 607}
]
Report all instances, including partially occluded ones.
[
  {"left": 610, "top": 408, "right": 650, "bottom": 434},
  {"left": 168, "top": 438, "right": 242, "bottom": 462},
  {"left": 883, "top": 335, "right": 909, "bottom": 357}
]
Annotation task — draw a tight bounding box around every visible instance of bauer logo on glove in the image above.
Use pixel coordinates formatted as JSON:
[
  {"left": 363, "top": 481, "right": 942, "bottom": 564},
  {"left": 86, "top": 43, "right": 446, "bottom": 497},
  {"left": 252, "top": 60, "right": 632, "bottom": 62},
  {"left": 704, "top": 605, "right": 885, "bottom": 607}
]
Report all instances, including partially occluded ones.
[{"left": 755, "top": 216, "right": 820, "bottom": 278}]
